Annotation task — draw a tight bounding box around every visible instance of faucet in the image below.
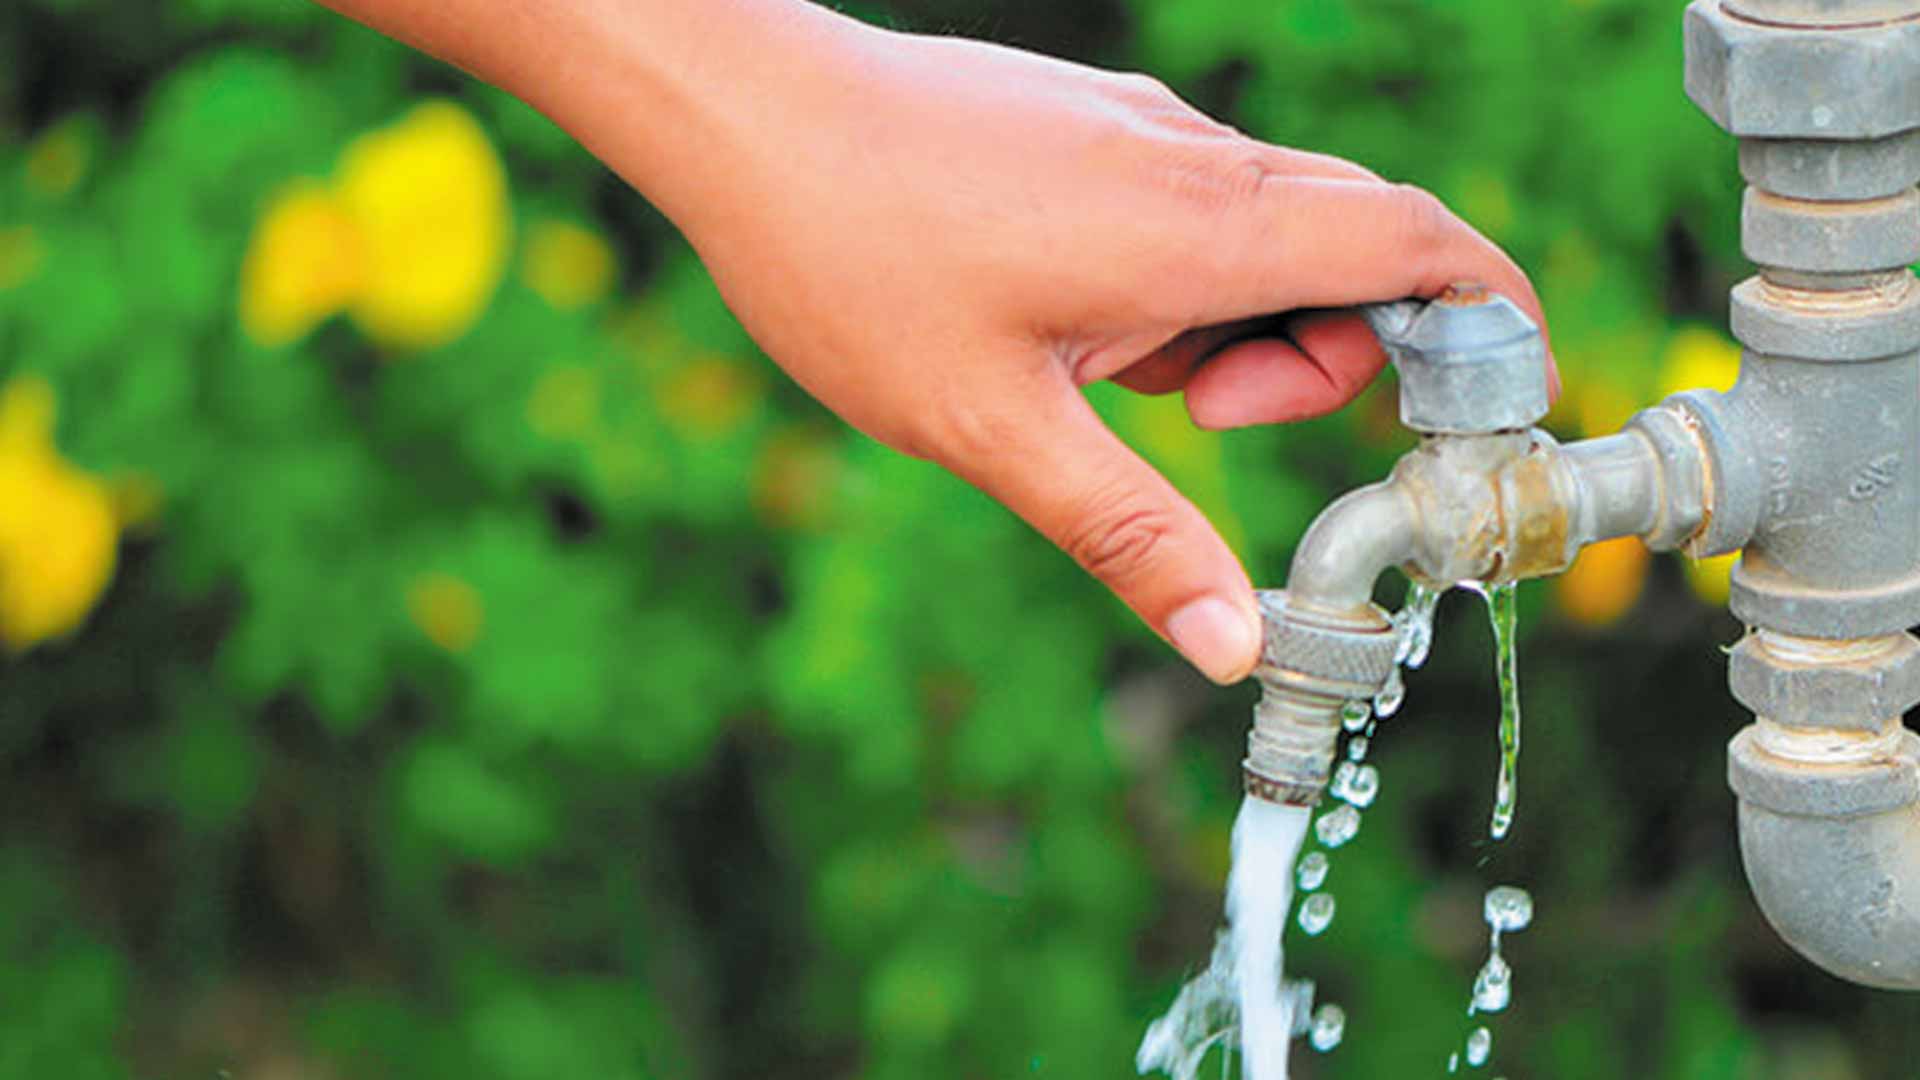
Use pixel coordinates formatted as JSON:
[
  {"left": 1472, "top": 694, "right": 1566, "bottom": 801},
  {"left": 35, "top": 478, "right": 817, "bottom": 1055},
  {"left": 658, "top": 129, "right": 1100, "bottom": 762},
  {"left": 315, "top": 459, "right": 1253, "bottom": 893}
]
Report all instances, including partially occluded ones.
[{"left": 1248, "top": 0, "right": 1920, "bottom": 990}]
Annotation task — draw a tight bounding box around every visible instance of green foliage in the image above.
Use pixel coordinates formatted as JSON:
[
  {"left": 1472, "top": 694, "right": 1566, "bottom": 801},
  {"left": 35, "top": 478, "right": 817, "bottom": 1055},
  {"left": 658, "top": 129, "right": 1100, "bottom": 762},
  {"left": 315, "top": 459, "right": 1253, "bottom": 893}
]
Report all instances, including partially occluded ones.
[{"left": 0, "top": 2, "right": 1904, "bottom": 1079}]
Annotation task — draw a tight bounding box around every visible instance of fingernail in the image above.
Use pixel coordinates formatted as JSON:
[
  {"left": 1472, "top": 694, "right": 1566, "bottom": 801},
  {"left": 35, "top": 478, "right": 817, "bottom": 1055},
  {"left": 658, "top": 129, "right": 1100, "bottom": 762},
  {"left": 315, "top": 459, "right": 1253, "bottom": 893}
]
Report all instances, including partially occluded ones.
[{"left": 1167, "top": 595, "right": 1261, "bottom": 685}]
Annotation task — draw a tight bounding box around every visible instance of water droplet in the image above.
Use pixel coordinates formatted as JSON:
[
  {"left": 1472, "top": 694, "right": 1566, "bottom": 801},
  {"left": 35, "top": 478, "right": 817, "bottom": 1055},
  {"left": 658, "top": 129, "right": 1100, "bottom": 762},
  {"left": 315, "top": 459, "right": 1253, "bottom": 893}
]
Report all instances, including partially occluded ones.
[
  {"left": 1483, "top": 886, "right": 1533, "bottom": 934},
  {"left": 1346, "top": 735, "right": 1370, "bottom": 762},
  {"left": 1297, "top": 892, "right": 1336, "bottom": 936},
  {"left": 1331, "top": 762, "right": 1380, "bottom": 809},
  {"left": 1398, "top": 581, "right": 1443, "bottom": 669},
  {"left": 1373, "top": 667, "right": 1405, "bottom": 718},
  {"left": 1315, "top": 803, "right": 1361, "bottom": 848},
  {"left": 1448, "top": 1052, "right": 1460, "bottom": 1073},
  {"left": 1471, "top": 953, "right": 1512, "bottom": 1014},
  {"left": 1466, "top": 1025, "right": 1492, "bottom": 1067},
  {"left": 1308, "top": 1003, "right": 1346, "bottom": 1052},
  {"left": 1341, "top": 699, "right": 1371, "bottom": 732},
  {"left": 1296, "top": 851, "right": 1329, "bottom": 891}
]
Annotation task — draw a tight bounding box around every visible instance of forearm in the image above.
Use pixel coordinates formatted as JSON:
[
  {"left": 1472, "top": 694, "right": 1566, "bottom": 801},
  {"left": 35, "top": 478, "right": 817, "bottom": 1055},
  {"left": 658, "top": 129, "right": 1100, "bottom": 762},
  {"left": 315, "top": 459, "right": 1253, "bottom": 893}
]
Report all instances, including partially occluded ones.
[{"left": 312, "top": 0, "right": 858, "bottom": 232}]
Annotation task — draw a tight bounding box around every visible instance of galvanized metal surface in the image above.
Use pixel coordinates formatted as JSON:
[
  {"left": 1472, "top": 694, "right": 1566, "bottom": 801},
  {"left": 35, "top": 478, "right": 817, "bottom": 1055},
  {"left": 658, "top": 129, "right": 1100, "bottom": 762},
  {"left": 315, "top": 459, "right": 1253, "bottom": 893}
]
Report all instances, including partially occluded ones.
[
  {"left": 1688, "top": 0, "right": 1920, "bottom": 989},
  {"left": 1246, "top": 299, "right": 1712, "bottom": 810},
  {"left": 1726, "top": 0, "right": 1920, "bottom": 27},
  {"left": 1743, "top": 189, "right": 1920, "bottom": 274},
  {"left": 1367, "top": 287, "right": 1551, "bottom": 435},
  {"left": 1729, "top": 630, "right": 1920, "bottom": 731},
  {"left": 1740, "top": 132, "right": 1920, "bottom": 201},
  {"left": 1685, "top": 0, "right": 1920, "bottom": 139}
]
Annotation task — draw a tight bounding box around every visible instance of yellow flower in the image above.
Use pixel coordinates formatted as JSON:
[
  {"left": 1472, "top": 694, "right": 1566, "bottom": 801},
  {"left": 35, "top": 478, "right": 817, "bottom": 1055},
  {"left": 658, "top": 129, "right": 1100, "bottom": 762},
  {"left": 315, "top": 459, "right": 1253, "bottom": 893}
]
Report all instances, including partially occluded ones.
[
  {"left": 521, "top": 220, "right": 616, "bottom": 310},
  {"left": 0, "top": 227, "right": 43, "bottom": 291},
  {"left": 1684, "top": 551, "right": 1738, "bottom": 606},
  {"left": 0, "top": 376, "right": 118, "bottom": 651},
  {"left": 406, "top": 572, "right": 484, "bottom": 653},
  {"left": 1659, "top": 326, "right": 1741, "bottom": 400},
  {"left": 335, "top": 102, "right": 511, "bottom": 351},
  {"left": 238, "top": 180, "right": 366, "bottom": 347},
  {"left": 1554, "top": 536, "right": 1649, "bottom": 627}
]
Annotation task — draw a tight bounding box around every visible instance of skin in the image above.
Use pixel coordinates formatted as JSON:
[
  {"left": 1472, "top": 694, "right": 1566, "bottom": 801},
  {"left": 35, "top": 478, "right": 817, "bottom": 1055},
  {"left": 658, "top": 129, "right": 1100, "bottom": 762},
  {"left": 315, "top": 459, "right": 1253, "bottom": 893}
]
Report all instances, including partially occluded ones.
[{"left": 315, "top": 0, "right": 1555, "bottom": 684}]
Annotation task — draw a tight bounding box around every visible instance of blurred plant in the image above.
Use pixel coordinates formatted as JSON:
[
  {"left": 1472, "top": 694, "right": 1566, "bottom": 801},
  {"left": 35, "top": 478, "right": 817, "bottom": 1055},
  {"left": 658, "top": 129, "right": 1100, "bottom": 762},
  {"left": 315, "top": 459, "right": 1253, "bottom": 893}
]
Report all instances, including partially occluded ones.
[
  {"left": 0, "top": 2, "right": 1894, "bottom": 1079},
  {"left": 0, "top": 375, "right": 117, "bottom": 650}
]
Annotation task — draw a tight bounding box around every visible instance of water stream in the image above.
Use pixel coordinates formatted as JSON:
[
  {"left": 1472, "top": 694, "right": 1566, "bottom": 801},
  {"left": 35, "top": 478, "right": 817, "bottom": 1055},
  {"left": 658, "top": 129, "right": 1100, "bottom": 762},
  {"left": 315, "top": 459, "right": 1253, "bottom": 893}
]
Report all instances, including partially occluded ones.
[
  {"left": 1139, "top": 578, "right": 1526, "bottom": 1079},
  {"left": 1466, "top": 582, "right": 1522, "bottom": 841}
]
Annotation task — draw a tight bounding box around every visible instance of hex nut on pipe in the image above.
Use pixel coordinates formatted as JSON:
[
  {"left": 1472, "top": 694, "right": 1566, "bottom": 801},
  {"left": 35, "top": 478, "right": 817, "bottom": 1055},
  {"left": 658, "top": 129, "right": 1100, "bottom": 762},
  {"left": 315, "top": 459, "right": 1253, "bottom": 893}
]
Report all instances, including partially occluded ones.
[
  {"left": 1728, "top": 275, "right": 1920, "bottom": 361},
  {"left": 1740, "top": 132, "right": 1920, "bottom": 201},
  {"left": 1729, "top": 632, "right": 1920, "bottom": 730},
  {"left": 1744, "top": 189, "right": 1920, "bottom": 275},
  {"left": 1685, "top": 0, "right": 1920, "bottom": 139},
  {"left": 1726, "top": 0, "right": 1920, "bottom": 25}
]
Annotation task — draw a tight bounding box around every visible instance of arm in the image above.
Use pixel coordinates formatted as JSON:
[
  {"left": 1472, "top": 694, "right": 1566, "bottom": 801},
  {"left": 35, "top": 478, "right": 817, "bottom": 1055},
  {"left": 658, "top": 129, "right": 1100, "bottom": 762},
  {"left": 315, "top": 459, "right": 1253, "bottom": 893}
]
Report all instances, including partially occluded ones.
[{"left": 315, "top": 0, "right": 1553, "bottom": 683}]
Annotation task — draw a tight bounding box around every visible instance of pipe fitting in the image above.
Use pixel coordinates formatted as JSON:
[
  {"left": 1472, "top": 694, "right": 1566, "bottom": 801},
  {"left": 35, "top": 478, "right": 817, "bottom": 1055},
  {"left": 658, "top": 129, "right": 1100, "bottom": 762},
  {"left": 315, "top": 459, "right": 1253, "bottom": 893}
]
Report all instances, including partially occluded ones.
[
  {"left": 1743, "top": 189, "right": 1920, "bottom": 278},
  {"left": 1739, "top": 131, "right": 1920, "bottom": 201},
  {"left": 1244, "top": 293, "right": 1722, "bottom": 810},
  {"left": 1729, "top": 629, "right": 1920, "bottom": 730},
  {"left": 1685, "top": 0, "right": 1920, "bottom": 139},
  {"left": 1244, "top": 593, "right": 1398, "bottom": 806},
  {"left": 1729, "top": 274, "right": 1920, "bottom": 362},
  {"left": 1369, "top": 285, "right": 1552, "bottom": 435},
  {"left": 1730, "top": 725, "right": 1920, "bottom": 989}
]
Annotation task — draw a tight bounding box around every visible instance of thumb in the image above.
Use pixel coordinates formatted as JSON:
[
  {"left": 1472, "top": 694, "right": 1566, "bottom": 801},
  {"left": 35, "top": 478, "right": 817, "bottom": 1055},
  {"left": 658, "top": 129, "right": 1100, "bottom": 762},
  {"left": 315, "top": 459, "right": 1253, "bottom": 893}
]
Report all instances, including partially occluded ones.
[{"left": 930, "top": 376, "right": 1261, "bottom": 684}]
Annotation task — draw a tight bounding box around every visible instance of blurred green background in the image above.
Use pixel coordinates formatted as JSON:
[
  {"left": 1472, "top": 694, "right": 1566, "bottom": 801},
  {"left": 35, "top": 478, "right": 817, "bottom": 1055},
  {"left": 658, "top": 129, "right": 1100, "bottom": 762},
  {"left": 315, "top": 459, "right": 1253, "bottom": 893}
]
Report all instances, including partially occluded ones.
[{"left": 1, "top": 0, "right": 1912, "bottom": 1077}]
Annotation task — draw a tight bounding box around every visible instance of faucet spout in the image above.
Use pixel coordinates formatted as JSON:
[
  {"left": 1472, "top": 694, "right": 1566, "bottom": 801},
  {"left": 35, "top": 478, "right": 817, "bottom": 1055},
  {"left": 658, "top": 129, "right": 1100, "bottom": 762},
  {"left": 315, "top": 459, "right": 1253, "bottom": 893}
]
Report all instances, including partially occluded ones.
[{"left": 1243, "top": 290, "right": 1726, "bottom": 810}]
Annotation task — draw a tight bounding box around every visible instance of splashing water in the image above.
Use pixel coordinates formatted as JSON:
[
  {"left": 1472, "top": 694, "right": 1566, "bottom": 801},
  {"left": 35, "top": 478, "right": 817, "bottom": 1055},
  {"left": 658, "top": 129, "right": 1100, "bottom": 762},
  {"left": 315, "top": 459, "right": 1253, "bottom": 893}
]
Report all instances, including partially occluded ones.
[
  {"left": 1465, "top": 1026, "right": 1492, "bottom": 1067},
  {"left": 1394, "top": 581, "right": 1443, "bottom": 668},
  {"left": 1453, "top": 884, "right": 1533, "bottom": 1071},
  {"left": 1470, "top": 954, "right": 1512, "bottom": 1013},
  {"left": 1138, "top": 797, "right": 1312, "bottom": 1080},
  {"left": 1372, "top": 667, "right": 1406, "bottom": 718},
  {"left": 1465, "top": 581, "right": 1523, "bottom": 840},
  {"left": 1484, "top": 886, "right": 1533, "bottom": 937},
  {"left": 1307, "top": 1004, "right": 1346, "bottom": 1052},
  {"left": 1296, "top": 893, "right": 1336, "bottom": 936},
  {"left": 1329, "top": 762, "right": 1379, "bottom": 809},
  {"left": 1314, "top": 804, "right": 1361, "bottom": 848},
  {"left": 1295, "top": 852, "right": 1329, "bottom": 892},
  {"left": 1140, "top": 579, "right": 1453, "bottom": 1080}
]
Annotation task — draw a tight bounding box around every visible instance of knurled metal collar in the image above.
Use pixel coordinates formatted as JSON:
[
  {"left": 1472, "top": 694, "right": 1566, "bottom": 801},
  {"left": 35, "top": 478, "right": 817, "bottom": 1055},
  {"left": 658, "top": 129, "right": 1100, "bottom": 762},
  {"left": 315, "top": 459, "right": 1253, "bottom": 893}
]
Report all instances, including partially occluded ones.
[
  {"left": 1255, "top": 590, "right": 1398, "bottom": 694},
  {"left": 1242, "top": 768, "right": 1326, "bottom": 807}
]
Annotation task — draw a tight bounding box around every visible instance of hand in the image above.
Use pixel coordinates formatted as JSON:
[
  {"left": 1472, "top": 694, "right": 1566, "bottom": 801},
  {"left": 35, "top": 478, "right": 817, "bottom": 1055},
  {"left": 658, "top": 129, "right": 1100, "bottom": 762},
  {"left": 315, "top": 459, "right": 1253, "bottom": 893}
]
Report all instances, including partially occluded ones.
[
  {"left": 651, "top": 15, "right": 1550, "bottom": 683},
  {"left": 317, "top": 0, "right": 1553, "bottom": 685}
]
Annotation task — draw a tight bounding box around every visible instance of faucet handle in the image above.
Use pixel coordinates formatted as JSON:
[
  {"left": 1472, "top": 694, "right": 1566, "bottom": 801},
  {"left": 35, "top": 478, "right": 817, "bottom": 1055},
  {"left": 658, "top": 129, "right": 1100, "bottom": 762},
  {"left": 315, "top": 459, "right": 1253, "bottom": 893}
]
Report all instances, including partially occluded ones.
[{"left": 1358, "top": 285, "right": 1551, "bottom": 436}]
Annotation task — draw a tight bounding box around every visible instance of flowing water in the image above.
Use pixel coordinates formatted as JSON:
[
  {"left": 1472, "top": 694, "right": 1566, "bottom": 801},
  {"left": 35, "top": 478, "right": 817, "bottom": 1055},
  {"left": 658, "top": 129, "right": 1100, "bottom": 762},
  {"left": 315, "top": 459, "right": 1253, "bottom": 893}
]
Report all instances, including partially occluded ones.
[
  {"left": 1466, "top": 582, "right": 1523, "bottom": 841},
  {"left": 1140, "top": 578, "right": 1528, "bottom": 1080},
  {"left": 1136, "top": 797, "right": 1313, "bottom": 1080},
  {"left": 1450, "top": 884, "right": 1533, "bottom": 1072}
]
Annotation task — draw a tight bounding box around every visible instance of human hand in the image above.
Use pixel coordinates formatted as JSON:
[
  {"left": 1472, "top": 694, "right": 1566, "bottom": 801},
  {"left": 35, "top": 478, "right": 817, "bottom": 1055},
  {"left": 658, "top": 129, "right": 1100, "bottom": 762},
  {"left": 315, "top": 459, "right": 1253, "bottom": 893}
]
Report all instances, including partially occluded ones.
[
  {"left": 633, "top": 11, "right": 1552, "bottom": 684},
  {"left": 326, "top": 0, "right": 1553, "bottom": 684}
]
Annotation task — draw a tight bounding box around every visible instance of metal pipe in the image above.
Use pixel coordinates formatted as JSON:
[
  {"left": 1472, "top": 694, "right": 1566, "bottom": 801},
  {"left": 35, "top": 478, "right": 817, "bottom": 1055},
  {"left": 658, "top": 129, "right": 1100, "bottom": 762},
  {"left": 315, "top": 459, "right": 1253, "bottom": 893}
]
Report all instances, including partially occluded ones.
[
  {"left": 1686, "top": 0, "right": 1920, "bottom": 988},
  {"left": 1284, "top": 482, "right": 1420, "bottom": 614},
  {"left": 1245, "top": 291, "right": 1718, "bottom": 810}
]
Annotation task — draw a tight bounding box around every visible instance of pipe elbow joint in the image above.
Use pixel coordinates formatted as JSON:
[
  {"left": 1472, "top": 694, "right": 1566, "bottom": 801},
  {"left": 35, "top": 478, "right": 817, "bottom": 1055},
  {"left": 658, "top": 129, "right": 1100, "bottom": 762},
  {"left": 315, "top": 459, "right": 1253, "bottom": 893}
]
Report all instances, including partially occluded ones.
[{"left": 1731, "top": 724, "right": 1920, "bottom": 988}]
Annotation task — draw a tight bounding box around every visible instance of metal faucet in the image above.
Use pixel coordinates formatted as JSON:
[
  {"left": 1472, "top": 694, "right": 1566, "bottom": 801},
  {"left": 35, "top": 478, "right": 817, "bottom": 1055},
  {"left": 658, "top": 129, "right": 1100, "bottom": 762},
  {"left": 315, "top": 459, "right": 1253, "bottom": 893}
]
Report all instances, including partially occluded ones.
[{"left": 1248, "top": 0, "right": 1920, "bottom": 990}]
